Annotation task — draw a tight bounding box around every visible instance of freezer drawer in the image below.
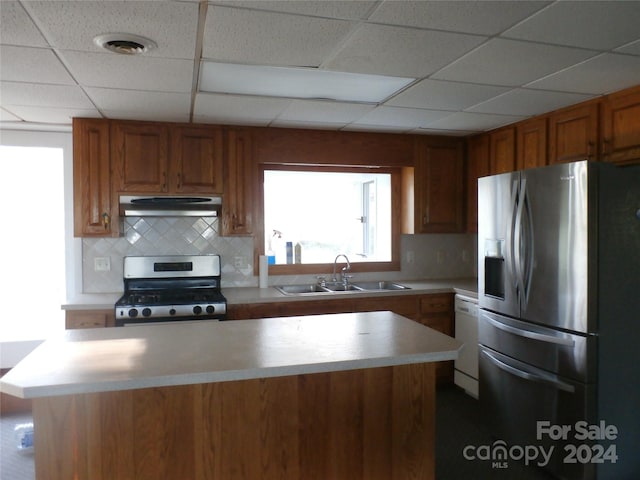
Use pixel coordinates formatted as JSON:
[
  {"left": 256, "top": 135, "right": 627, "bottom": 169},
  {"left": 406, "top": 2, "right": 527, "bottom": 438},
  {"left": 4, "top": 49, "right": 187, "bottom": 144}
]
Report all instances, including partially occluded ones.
[
  {"left": 479, "top": 345, "right": 597, "bottom": 480},
  {"left": 478, "top": 309, "right": 596, "bottom": 383}
]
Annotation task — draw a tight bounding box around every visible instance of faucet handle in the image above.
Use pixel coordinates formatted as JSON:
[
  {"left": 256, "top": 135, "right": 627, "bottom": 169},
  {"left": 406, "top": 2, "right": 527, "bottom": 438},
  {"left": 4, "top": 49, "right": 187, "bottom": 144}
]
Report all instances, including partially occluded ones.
[{"left": 316, "top": 276, "right": 327, "bottom": 287}]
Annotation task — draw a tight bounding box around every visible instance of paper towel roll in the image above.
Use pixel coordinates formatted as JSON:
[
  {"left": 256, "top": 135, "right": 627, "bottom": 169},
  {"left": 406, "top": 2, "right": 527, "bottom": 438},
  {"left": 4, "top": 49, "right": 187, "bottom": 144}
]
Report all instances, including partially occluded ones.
[{"left": 259, "top": 255, "right": 268, "bottom": 288}]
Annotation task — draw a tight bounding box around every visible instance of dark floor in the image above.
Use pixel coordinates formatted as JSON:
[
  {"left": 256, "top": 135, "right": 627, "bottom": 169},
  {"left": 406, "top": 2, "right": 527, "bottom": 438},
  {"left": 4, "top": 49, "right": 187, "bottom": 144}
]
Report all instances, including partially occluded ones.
[
  {"left": 436, "top": 384, "right": 555, "bottom": 480},
  {"left": 1, "top": 386, "right": 556, "bottom": 480}
]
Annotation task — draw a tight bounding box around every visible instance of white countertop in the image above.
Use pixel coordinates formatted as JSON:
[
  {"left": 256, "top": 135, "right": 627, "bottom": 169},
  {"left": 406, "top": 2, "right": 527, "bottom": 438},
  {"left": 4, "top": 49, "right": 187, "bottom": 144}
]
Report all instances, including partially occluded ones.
[{"left": 0, "top": 311, "right": 461, "bottom": 399}]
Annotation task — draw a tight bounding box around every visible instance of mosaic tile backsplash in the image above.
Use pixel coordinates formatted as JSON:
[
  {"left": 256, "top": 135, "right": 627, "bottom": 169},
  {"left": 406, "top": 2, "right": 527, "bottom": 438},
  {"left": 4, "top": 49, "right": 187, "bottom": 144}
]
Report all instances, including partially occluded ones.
[{"left": 82, "top": 216, "right": 477, "bottom": 293}]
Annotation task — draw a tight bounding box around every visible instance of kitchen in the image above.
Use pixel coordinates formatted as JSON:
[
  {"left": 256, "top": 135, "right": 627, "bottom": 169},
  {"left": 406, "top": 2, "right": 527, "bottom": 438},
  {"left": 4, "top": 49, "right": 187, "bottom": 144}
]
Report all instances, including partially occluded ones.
[{"left": 2, "top": 1, "right": 640, "bottom": 479}]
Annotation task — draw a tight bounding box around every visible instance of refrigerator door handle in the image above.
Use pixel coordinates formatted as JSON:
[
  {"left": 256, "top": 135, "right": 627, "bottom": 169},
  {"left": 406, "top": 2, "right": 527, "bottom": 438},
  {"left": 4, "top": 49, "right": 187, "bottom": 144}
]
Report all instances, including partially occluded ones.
[
  {"left": 521, "top": 183, "right": 534, "bottom": 307},
  {"left": 481, "top": 313, "right": 575, "bottom": 347},
  {"left": 508, "top": 179, "right": 522, "bottom": 298},
  {"left": 513, "top": 178, "right": 526, "bottom": 307},
  {"left": 481, "top": 349, "right": 576, "bottom": 393}
]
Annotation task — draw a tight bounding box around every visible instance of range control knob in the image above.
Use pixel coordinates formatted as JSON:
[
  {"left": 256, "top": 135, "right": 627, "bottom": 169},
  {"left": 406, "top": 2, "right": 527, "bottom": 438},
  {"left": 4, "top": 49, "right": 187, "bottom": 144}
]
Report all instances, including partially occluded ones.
[
  {"left": 128, "top": 308, "right": 138, "bottom": 318},
  {"left": 206, "top": 305, "right": 215, "bottom": 314},
  {"left": 169, "top": 308, "right": 176, "bottom": 316},
  {"left": 142, "top": 308, "right": 152, "bottom": 317},
  {"left": 193, "top": 305, "right": 203, "bottom": 315}
]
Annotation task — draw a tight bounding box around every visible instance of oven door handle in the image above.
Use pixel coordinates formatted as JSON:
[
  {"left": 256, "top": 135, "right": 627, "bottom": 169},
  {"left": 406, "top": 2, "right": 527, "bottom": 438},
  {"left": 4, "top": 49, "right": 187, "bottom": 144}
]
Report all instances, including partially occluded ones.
[
  {"left": 482, "top": 313, "right": 575, "bottom": 347},
  {"left": 481, "top": 349, "right": 575, "bottom": 393}
]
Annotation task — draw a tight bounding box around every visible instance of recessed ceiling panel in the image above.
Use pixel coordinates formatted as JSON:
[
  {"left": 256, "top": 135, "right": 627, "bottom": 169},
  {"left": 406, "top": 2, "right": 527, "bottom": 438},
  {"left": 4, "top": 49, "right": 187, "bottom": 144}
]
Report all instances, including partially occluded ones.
[
  {"left": 326, "top": 23, "right": 486, "bottom": 78},
  {"left": 277, "top": 100, "right": 375, "bottom": 123},
  {"left": 467, "top": 88, "right": 594, "bottom": 116},
  {"left": 59, "top": 51, "right": 193, "bottom": 92},
  {"left": 85, "top": 88, "right": 192, "bottom": 118},
  {"left": 387, "top": 79, "right": 510, "bottom": 111},
  {"left": 0, "top": 1, "right": 48, "bottom": 47},
  {"left": 526, "top": 53, "right": 640, "bottom": 95},
  {"left": 0, "top": 46, "right": 76, "bottom": 85},
  {"left": 432, "top": 38, "right": 598, "bottom": 86},
  {"left": 369, "top": 1, "right": 550, "bottom": 35},
  {"left": 23, "top": 0, "right": 199, "bottom": 59},
  {"left": 353, "top": 105, "right": 452, "bottom": 129},
  {"left": 213, "top": 0, "right": 377, "bottom": 19},
  {"left": 0, "top": 82, "right": 94, "bottom": 108},
  {"left": 503, "top": 1, "right": 640, "bottom": 50},
  {"left": 202, "top": 6, "right": 354, "bottom": 67},
  {"left": 194, "top": 93, "right": 291, "bottom": 126},
  {"left": 425, "top": 111, "right": 527, "bottom": 132}
]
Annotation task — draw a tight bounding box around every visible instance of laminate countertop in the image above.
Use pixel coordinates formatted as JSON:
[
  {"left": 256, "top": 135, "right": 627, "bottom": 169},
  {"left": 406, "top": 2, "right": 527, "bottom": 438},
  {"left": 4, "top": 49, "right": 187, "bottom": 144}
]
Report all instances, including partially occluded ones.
[{"left": 0, "top": 311, "right": 462, "bottom": 399}]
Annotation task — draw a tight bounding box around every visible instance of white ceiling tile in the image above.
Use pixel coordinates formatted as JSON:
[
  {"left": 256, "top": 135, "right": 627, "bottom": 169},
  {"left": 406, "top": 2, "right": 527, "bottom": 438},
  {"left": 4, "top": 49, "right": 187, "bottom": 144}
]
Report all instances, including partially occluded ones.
[
  {"left": 0, "top": 108, "right": 23, "bottom": 122},
  {"left": 615, "top": 39, "right": 640, "bottom": 56},
  {"left": 194, "top": 93, "right": 290, "bottom": 126},
  {"left": 0, "top": 81, "right": 94, "bottom": 108},
  {"left": 202, "top": 6, "right": 354, "bottom": 67},
  {"left": 278, "top": 100, "right": 374, "bottom": 123},
  {"left": 425, "top": 112, "right": 527, "bottom": 132},
  {"left": 59, "top": 51, "right": 193, "bottom": 92},
  {"left": 214, "top": 1, "right": 377, "bottom": 19},
  {"left": 467, "top": 88, "right": 595, "bottom": 116},
  {"left": 369, "top": 1, "right": 550, "bottom": 35},
  {"left": 526, "top": 53, "right": 640, "bottom": 95},
  {"left": 503, "top": 1, "right": 640, "bottom": 50},
  {"left": 326, "top": 24, "right": 486, "bottom": 77},
  {"left": 85, "top": 88, "right": 191, "bottom": 118},
  {"left": 0, "top": 46, "right": 75, "bottom": 85},
  {"left": 386, "top": 79, "right": 510, "bottom": 111},
  {"left": 432, "top": 38, "right": 598, "bottom": 87},
  {"left": 354, "top": 106, "right": 452, "bottom": 129},
  {"left": 5, "top": 105, "right": 101, "bottom": 124},
  {"left": 342, "top": 123, "right": 410, "bottom": 133},
  {"left": 412, "top": 128, "right": 476, "bottom": 137},
  {"left": 23, "top": 1, "right": 199, "bottom": 59},
  {"left": 0, "top": 1, "right": 48, "bottom": 46},
  {"left": 270, "top": 120, "right": 348, "bottom": 130},
  {"left": 102, "top": 110, "right": 190, "bottom": 124}
]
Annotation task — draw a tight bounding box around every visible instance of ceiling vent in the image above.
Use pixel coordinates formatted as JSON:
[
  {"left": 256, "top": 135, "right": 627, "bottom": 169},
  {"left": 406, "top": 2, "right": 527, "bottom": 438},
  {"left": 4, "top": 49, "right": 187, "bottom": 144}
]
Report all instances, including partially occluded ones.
[{"left": 93, "top": 33, "right": 157, "bottom": 55}]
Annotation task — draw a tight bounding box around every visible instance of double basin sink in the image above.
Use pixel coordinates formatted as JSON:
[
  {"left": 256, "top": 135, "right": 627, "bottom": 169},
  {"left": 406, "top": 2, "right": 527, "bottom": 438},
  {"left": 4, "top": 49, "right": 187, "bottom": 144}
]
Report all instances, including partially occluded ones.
[{"left": 276, "top": 281, "right": 410, "bottom": 295}]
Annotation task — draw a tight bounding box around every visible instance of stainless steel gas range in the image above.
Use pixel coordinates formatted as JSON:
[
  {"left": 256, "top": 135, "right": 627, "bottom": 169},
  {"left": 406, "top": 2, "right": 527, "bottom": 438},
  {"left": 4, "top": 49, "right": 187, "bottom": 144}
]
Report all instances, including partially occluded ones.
[{"left": 115, "top": 255, "right": 227, "bottom": 326}]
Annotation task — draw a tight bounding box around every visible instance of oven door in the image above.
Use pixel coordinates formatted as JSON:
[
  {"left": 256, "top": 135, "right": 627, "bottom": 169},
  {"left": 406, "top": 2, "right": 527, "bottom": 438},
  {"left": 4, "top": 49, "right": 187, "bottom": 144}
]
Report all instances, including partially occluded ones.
[
  {"left": 479, "top": 345, "right": 596, "bottom": 479},
  {"left": 115, "top": 314, "right": 224, "bottom": 327}
]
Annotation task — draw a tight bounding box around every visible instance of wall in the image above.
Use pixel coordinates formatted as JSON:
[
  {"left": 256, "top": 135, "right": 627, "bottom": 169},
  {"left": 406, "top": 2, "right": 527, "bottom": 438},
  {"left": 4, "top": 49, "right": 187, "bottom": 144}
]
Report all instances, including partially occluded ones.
[{"left": 82, "top": 216, "right": 476, "bottom": 292}]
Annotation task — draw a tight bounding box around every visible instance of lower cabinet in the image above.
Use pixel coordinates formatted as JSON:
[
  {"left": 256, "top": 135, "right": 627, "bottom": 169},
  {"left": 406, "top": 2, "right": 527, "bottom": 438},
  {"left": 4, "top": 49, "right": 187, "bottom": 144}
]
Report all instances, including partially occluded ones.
[
  {"left": 65, "top": 309, "right": 115, "bottom": 329},
  {"left": 227, "top": 293, "right": 455, "bottom": 384}
]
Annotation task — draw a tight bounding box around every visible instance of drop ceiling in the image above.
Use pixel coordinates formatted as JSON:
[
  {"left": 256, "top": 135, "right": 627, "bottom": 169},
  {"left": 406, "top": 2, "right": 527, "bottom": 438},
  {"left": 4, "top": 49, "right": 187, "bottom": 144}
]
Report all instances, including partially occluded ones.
[{"left": 1, "top": 0, "right": 640, "bottom": 135}]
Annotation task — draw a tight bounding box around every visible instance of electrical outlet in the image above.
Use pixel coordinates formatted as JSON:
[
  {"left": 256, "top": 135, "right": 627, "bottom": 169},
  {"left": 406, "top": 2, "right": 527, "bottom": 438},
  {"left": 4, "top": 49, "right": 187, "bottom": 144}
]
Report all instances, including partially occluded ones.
[
  {"left": 406, "top": 251, "right": 415, "bottom": 264},
  {"left": 94, "top": 257, "right": 111, "bottom": 272},
  {"left": 234, "top": 256, "right": 244, "bottom": 269}
]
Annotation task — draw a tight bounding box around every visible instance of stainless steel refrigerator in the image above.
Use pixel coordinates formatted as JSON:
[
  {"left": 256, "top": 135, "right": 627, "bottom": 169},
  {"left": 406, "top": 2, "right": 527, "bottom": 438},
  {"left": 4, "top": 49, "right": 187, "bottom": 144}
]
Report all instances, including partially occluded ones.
[{"left": 477, "top": 160, "right": 640, "bottom": 480}]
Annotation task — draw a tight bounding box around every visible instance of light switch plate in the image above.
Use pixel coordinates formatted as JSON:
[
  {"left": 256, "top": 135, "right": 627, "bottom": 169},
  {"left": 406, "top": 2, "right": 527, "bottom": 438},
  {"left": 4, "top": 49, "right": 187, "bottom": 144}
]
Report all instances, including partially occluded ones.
[{"left": 94, "top": 257, "right": 111, "bottom": 272}]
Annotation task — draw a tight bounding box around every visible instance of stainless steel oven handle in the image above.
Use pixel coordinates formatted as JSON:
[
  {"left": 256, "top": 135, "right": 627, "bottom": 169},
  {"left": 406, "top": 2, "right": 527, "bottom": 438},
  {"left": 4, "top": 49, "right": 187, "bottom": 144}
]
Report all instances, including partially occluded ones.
[
  {"left": 482, "top": 313, "right": 575, "bottom": 347},
  {"left": 481, "top": 349, "right": 575, "bottom": 393}
]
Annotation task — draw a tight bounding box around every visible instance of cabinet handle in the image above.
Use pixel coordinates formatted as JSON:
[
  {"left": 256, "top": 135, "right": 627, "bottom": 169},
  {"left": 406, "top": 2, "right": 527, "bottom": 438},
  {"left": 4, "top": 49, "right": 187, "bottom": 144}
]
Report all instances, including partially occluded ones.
[
  {"left": 177, "top": 173, "right": 181, "bottom": 190},
  {"left": 587, "top": 141, "right": 594, "bottom": 159},
  {"left": 102, "top": 213, "right": 110, "bottom": 230},
  {"left": 162, "top": 171, "right": 167, "bottom": 191}
]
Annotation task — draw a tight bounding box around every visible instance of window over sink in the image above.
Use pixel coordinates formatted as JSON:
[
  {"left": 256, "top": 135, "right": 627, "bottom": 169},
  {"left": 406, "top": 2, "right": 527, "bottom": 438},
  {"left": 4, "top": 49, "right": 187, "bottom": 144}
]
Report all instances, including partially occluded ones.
[{"left": 261, "top": 165, "right": 401, "bottom": 274}]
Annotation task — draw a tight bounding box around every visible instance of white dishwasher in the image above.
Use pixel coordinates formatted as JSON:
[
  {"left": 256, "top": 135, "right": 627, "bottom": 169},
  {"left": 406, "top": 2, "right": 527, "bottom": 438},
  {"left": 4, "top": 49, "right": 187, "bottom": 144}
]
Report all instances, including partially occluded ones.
[{"left": 454, "top": 294, "right": 479, "bottom": 398}]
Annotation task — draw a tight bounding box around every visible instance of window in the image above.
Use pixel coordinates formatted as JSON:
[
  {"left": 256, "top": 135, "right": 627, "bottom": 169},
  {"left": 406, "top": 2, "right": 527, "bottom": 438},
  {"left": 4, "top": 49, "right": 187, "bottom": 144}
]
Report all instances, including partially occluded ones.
[{"left": 262, "top": 165, "right": 400, "bottom": 273}]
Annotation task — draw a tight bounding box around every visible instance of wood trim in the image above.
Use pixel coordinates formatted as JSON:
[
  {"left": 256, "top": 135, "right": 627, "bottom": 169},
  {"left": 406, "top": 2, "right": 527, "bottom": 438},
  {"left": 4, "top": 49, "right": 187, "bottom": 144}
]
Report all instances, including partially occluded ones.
[{"left": 33, "top": 364, "right": 436, "bottom": 480}]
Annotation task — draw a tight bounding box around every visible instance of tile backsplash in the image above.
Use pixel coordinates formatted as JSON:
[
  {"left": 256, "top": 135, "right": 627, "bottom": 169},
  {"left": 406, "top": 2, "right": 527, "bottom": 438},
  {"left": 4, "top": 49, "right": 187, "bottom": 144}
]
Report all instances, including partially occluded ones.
[{"left": 82, "top": 216, "right": 477, "bottom": 293}]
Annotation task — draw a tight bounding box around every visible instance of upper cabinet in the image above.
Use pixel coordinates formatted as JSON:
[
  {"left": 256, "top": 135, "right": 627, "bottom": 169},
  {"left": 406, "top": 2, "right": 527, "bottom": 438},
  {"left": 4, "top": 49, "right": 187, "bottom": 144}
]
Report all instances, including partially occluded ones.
[
  {"left": 548, "top": 102, "right": 599, "bottom": 164},
  {"left": 411, "top": 138, "right": 465, "bottom": 234},
  {"left": 489, "top": 127, "right": 516, "bottom": 174},
  {"left": 516, "top": 117, "right": 547, "bottom": 170},
  {"left": 73, "top": 118, "right": 118, "bottom": 237},
  {"left": 466, "top": 135, "right": 490, "bottom": 233},
  {"left": 112, "top": 121, "right": 224, "bottom": 194},
  {"left": 601, "top": 86, "right": 640, "bottom": 166},
  {"left": 222, "top": 128, "right": 254, "bottom": 236}
]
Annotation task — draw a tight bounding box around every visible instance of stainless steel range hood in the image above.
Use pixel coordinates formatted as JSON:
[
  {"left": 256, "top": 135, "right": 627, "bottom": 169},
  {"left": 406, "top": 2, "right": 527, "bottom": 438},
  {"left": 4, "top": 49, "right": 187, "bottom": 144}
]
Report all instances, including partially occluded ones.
[{"left": 119, "top": 195, "right": 221, "bottom": 217}]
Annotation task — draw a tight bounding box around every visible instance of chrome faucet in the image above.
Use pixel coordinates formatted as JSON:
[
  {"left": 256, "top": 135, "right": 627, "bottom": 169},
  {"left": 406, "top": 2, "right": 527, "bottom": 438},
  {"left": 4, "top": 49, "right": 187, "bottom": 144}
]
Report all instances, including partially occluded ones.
[{"left": 332, "top": 254, "right": 352, "bottom": 287}]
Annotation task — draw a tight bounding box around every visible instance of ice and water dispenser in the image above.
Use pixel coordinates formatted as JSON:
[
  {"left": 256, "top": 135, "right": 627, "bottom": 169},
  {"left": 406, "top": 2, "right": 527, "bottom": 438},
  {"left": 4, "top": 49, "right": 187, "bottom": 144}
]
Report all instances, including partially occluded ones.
[{"left": 484, "top": 239, "right": 505, "bottom": 299}]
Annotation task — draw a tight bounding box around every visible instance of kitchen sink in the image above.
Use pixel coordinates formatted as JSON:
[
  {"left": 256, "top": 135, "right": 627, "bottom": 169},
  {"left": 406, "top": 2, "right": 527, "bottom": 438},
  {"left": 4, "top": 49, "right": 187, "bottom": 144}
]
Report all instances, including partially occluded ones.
[
  {"left": 275, "top": 281, "right": 410, "bottom": 295},
  {"left": 351, "top": 281, "right": 411, "bottom": 291}
]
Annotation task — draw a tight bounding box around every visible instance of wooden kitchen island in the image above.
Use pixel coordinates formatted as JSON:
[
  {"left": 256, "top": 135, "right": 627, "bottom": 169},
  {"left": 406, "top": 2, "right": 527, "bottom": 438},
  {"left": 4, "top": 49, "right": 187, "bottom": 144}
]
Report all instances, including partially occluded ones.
[{"left": 0, "top": 311, "right": 461, "bottom": 480}]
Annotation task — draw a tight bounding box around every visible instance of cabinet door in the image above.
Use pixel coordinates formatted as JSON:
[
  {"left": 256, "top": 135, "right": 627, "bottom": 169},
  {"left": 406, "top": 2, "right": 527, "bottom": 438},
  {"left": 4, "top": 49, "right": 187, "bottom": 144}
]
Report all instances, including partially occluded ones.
[
  {"left": 112, "top": 122, "right": 169, "bottom": 192},
  {"left": 489, "top": 127, "right": 516, "bottom": 174},
  {"left": 416, "top": 140, "right": 464, "bottom": 233},
  {"left": 171, "top": 126, "right": 224, "bottom": 193},
  {"left": 65, "top": 309, "right": 115, "bottom": 329},
  {"left": 466, "top": 134, "right": 490, "bottom": 233},
  {"left": 517, "top": 117, "right": 547, "bottom": 170},
  {"left": 73, "top": 118, "right": 116, "bottom": 236},
  {"left": 222, "top": 129, "right": 254, "bottom": 235},
  {"left": 602, "top": 86, "right": 640, "bottom": 166},
  {"left": 548, "top": 103, "right": 599, "bottom": 164}
]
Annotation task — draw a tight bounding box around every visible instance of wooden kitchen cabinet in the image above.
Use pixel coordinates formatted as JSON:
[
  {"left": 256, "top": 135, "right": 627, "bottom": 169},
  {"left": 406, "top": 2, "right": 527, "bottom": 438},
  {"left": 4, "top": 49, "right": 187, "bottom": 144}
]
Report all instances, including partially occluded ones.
[
  {"left": 517, "top": 117, "right": 548, "bottom": 170},
  {"left": 489, "top": 126, "right": 516, "bottom": 174},
  {"left": 466, "top": 134, "right": 490, "bottom": 233},
  {"left": 222, "top": 128, "right": 254, "bottom": 235},
  {"left": 418, "top": 293, "right": 454, "bottom": 383},
  {"left": 411, "top": 138, "right": 465, "bottom": 233},
  {"left": 65, "top": 309, "right": 115, "bottom": 329},
  {"left": 548, "top": 102, "right": 599, "bottom": 164},
  {"left": 601, "top": 85, "right": 640, "bottom": 166},
  {"left": 73, "top": 118, "right": 117, "bottom": 237},
  {"left": 112, "top": 121, "right": 224, "bottom": 194}
]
